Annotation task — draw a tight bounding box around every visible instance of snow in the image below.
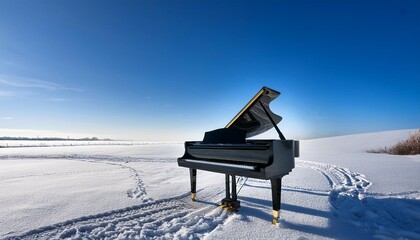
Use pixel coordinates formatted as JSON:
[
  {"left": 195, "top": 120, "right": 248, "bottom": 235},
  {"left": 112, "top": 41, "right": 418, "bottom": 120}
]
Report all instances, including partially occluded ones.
[{"left": 0, "top": 130, "right": 419, "bottom": 239}]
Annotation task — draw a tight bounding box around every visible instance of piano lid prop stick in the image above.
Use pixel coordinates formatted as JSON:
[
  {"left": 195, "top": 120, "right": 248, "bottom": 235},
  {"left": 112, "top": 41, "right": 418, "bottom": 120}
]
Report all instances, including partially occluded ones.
[{"left": 259, "top": 101, "right": 286, "bottom": 140}]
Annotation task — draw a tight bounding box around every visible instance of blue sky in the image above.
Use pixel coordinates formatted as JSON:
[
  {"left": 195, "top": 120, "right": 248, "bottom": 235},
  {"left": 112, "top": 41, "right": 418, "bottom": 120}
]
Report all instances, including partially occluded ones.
[{"left": 0, "top": 0, "right": 419, "bottom": 141}]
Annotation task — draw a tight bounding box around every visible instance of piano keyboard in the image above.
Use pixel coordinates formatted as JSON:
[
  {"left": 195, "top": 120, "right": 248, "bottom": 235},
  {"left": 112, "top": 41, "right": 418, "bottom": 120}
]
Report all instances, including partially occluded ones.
[{"left": 183, "top": 159, "right": 256, "bottom": 170}]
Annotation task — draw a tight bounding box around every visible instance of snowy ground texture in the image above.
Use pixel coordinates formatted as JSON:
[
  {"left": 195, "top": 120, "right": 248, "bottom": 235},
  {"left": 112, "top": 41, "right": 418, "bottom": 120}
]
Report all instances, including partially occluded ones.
[{"left": 1, "top": 129, "right": 419, "bottom": 239}]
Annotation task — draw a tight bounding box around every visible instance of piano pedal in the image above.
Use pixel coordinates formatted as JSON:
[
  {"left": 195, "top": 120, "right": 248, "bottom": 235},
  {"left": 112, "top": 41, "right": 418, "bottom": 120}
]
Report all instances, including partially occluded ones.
[
  {"left": 272, "top": 210, "right": 279, "bottom": 224},
  {"left": 220, "top": 205, "right": 239, "bottom": 212},
  {"left": 220, "top": 198, "right": 240, "bottom": 212}
]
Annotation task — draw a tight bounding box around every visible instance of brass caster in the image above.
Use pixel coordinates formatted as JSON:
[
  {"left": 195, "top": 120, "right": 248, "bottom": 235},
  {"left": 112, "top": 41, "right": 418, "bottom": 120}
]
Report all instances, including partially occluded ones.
[
  {"left": 191, "top": 193, "right": 196, "bottom": 202},
  {"left": 272, "top": 210, "right": 279, "bottom": 224}
]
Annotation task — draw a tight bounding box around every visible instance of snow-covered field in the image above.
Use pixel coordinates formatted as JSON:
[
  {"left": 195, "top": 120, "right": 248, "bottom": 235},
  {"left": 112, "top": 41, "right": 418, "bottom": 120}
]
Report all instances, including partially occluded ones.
[{"left": 1, "top": 129, "right": 419, "bottom": 239}]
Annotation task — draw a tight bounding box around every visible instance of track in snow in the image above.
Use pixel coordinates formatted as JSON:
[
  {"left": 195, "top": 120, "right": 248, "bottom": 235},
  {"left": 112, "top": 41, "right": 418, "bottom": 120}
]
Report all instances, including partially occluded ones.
[
  {"left": 1, "top": 153, "right": 150, "bottom": 200},
  {"left": 79, "top": 159, "right": 148, "bottom": 200},
  {"left": 6, "top": 194, "right": 235, "bottom": 240},
  {"left": 242, "top": 160, "right": 419, "bottom": 239},
  {"left": 295, "top": 160, "right": 372, "bottom": 203},
  {"left": 296, "top": 160, "right": 420, "bottom": 239},
  {"left": 3, "top": 155, "right": 234, "bottom": 239}
]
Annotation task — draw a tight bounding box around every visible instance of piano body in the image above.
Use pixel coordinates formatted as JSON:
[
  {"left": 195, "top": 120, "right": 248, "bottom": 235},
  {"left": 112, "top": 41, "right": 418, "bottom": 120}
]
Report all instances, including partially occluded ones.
[{"left": 178, "top": 86, "right": 299, "bottom": 224}]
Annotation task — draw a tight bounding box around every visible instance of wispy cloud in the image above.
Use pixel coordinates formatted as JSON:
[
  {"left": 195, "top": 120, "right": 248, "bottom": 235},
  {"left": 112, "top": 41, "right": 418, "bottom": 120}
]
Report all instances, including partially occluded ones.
[
  {"left": 1, "top": 117, "right": 13, "bottom": 120},
  {"left": 0, "top": 59, "right": 19, "bottom": 67},
  {"left": 0, "top": 75, "right": 83, "bottom": 102},
  {"left": 0, "top": 75, "right": 82, "bottom": 92},
  {"left": 0, "top": 90, "right": 19, "bottom": 97},
  {"left": 46, "top": 98, "right": 73, "bottom": 102}
]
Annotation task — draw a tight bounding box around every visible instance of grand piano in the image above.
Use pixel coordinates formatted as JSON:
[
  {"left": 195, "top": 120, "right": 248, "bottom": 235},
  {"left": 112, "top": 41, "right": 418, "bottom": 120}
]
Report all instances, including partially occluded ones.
[{"left": 178, "top": 86, "right": 299, "bottom": 224}]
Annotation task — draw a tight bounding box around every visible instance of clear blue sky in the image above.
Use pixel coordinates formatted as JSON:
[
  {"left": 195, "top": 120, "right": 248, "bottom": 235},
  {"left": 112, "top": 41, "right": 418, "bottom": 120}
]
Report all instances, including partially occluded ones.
[{"left": 0, "top": 0, "right": 419, "bottom": 141}]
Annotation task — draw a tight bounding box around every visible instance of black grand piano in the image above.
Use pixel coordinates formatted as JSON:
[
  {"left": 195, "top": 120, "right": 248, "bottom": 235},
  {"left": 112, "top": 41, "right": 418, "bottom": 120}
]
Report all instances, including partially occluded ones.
[{"left": 178, "top": 86, "right": 299, "bottom": 224}]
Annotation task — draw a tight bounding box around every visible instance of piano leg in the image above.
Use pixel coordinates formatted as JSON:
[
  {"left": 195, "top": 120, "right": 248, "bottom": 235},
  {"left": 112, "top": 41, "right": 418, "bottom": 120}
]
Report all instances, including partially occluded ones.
[
  {"left": 271, "top": 177, "right": 282, "bottom": 224},
  {"left": 225, "top": 174, "right": 230, "bottom": 199},
  {"left": 231, "top": 175, "right": 237, "bottom": 201},
  {"left": 190, "top": 168, "right": 197, "bottom": 202}
]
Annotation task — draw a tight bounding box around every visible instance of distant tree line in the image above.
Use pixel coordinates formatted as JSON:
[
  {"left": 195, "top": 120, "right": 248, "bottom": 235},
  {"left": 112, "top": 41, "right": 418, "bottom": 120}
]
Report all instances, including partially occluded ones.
[{"left": 0, "top": 136, "right": 113, "bottom": 141}]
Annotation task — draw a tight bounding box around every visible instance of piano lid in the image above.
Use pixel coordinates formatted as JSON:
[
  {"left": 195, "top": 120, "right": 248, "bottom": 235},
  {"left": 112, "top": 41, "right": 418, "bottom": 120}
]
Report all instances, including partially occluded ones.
[{"left": 225, "top": 86, "right": 282, "bottom": 138}]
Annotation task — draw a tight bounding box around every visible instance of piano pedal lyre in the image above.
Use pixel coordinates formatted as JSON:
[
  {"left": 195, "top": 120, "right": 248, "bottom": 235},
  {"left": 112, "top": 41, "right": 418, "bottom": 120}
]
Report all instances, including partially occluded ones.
[{"left": 219, "top": 174, "right": 241, "bottom": 211}]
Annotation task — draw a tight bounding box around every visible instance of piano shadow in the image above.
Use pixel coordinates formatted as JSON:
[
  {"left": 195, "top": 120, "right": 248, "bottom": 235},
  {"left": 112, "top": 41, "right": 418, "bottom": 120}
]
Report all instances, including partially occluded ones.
[
  {"left": 244, "top": 182, "right": 329, "bottom": 197},
  {"left": 239, "top": 196, "right": 330, "bottom": 221},
  {"left": 193, "top": 199, "right": 220, "bottom": 207},
  {"left": 238, "top": 196, "right": 370, "bottom": 239},
  {"left": 239, "top": 195, "right": 420, "bottom": 238}
]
